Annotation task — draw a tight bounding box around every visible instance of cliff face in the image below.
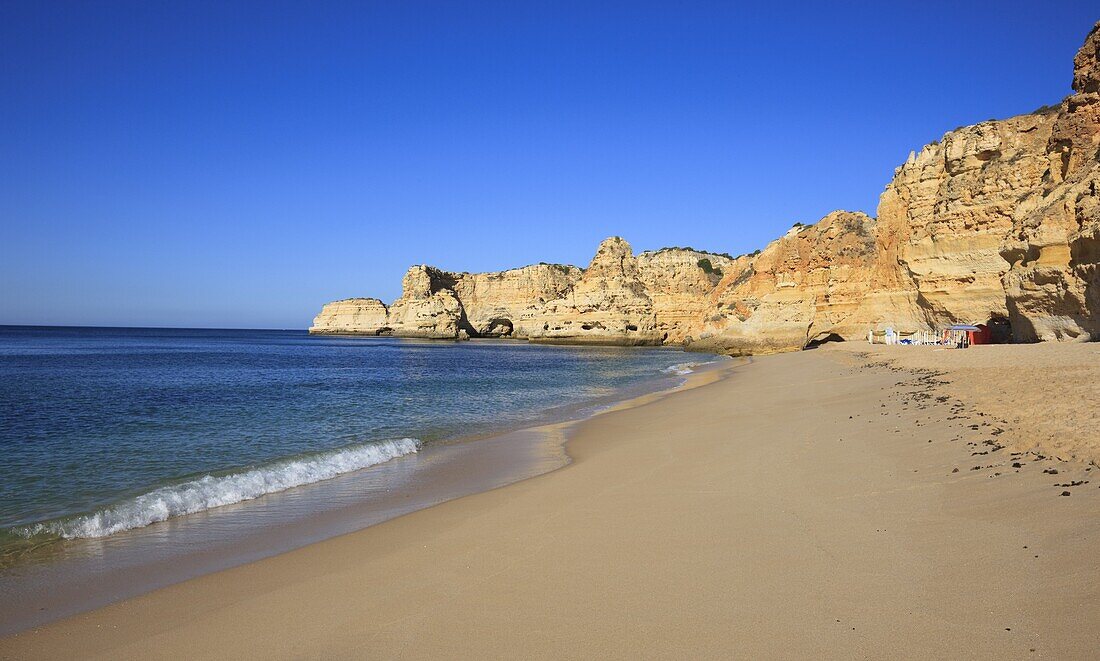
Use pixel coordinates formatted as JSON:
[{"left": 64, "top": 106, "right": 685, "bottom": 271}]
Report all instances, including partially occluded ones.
[
  {"left": 865, "top": 21, "right": 1100, "bottom": 343},
  {"left": 1000, "top": 22, "right": 1100, "bottom": 341},
  {"left": 309, "top": 298, "right": 390, "bottom": 335},
  {"left": 686, "top": 211, "right": 880, "bottom": 354},
  {"left": 874, "top": 112, "right": 1058, "bottom": 330},
  {"left": 311, "top": 21, "right": 1100, "bottom": 353},
  {"left": 309, "top": 238, "right": 731, "bottom": 346},
  {"left": 378, "top": 264, "right": 584, "bottom": 340},
  {"left": 636, "top": 248, "right": 732, "bottom": 344},
  {"left": 687, "top": 21, "right": 1100, "bottom": 353},
  {"left": 384, "top": 266, "right": 464, "bottom": 339},
  {"left": 451, "top": 264, "right": 582, "bottom": 338},
  {"left": 525, "top": 237, "right": 662, "bottom": 345}
]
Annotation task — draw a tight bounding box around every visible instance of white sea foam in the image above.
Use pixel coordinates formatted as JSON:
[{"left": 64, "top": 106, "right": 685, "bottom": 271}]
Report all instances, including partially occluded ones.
[
  {"left": 661, "top": 361, "right": 708, "bottom": 376},
  {"left": 19, "top": 438, "right": 420, "bottom": 540}
]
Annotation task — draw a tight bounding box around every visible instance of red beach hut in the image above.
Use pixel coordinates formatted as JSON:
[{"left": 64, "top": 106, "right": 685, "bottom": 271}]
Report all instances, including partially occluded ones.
[{"left": 941, "top": 324, "right": 991, "bottom": 347}]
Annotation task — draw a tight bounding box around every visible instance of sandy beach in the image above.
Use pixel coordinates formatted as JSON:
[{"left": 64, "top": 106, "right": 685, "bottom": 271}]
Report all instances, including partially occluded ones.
[{"left": 3, "top": 344, "right": 1099, "bottom": 659}]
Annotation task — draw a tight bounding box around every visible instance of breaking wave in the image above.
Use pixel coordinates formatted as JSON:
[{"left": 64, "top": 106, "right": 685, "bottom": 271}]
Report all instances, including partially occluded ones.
[{"left": 15, "top": 438, "right": 420, "bottom": 540}]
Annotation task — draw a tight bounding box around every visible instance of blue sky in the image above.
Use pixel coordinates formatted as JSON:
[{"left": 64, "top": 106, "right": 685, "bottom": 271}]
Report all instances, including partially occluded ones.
[{"left": 1, "top": 1, "right": 1096, "bottom": 328}]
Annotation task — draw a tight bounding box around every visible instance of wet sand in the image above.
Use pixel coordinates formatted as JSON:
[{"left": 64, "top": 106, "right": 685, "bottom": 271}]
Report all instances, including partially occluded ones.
[{"left": 2, "top": 346, "right": 1098, "bottom": 659}]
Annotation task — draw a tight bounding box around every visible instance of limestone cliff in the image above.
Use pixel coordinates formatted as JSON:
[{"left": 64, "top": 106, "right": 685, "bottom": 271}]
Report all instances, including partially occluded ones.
[
  {"left": 636, "top": 248, "right": 733, "bottom": 344},
  {"left": 309, "top": 238, "right": 731, "bottom": 346},
  {"left": 451, "top": 264, "right": 583, "bottom": 338},
  {"left": 379, "top": 263, "right": 584, "bottom": 340},
  {"left": 1000, "top": 22, "right": 1100, "bottom": 341},
  {"left": 873, "top": 112, "right": 1058, "bottom": 330},
  {"left": 525, "top": 237, "right": 663, "bottom": 345},
  {"left": 686, "top": 212, "right": 880, "bottom": 354},
  {"left": 309, "top": 298, "right": 389, "bottom": 335},
  {"left": 383, "top": 266, "right": 468, "bottom": 339},
  {"left": 863, "top": 21, "right": 1100, "bottom": 344},
  {"left": 311, "top": 21, "right": 1100, "bottom": 353},
  {"left": 688, "top": 21, "right": 1100, "bottom": 353}
]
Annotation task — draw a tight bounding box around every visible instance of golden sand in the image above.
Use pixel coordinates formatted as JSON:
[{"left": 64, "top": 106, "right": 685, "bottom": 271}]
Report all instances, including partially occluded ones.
[{"left": 3, "top": 345, "right": 1098, "bottom": 659}]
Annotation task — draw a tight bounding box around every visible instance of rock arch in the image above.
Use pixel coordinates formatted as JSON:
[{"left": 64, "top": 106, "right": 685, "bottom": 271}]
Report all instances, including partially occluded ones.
[{"left": 481, "top": 318, "right": 514, "bottom": 337}]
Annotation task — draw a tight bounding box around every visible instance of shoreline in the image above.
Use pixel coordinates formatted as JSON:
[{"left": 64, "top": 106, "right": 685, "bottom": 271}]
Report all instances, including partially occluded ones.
[
  {"left": 0, "top": 352, "right": 731, "bottom": 637},
  {"left": 306, "top": 330, "right": 685, "bottom": 349},
  {"left": 3, "top": 345, "right": 1099, "bottom": 658}
]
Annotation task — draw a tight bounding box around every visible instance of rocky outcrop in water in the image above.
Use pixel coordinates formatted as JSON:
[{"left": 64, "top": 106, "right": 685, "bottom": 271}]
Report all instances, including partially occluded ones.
[
  {"left": 451, "top": 264, "right": 583, "bottom": 338},
  {"left": 309, "top": 238, "right": 732, "bottom": 346},
  {"left": 309, "top": 298, "right": 390, "bottom": 335},
  {"left": 367, "top": 263, "right": 582, "bottom": 340},
  {"left": 311, "top": 21, "right": 1100, "bottom": 353},
  {"left": 384, "top": 266, "right": 465, "bottom": 339}
]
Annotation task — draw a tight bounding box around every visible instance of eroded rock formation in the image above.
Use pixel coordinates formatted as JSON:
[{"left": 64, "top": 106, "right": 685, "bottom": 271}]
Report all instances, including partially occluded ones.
[
  {"left": 687, "top": 22, "right": 1100, "bottom": 352},
  {"left": 1000, "top": 22, "right": 1100, "bottom": 341},
  {"left": 311, "top": 21, "right": 1100, "bottom": 353},
  {"left": 636, "top": 248, "right": 733, "bottom": 344},
  {"left": 309, "top": 298, "right": 389, "bottom": 335},
  {"left": 309, "top": 238, "right": 733, "bottom": 346},
  {"left": 385, "top": 266, "right": 464, "bottom": 339},
  {"left": 525, "top": 237, "right": 663, "bottom": 345},
  {"left": 686, "top": 212, "right": 880, "bottom": 355},
  {"left": 451, "top": 264, "right": 582, "bottom": 338}
]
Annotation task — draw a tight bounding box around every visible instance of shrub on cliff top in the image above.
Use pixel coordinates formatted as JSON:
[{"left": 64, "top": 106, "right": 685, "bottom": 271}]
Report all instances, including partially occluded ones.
[
  {"left": 697, "top": 258, "right": 723, "bottom": 278},
  {"left": 653, "top": 246, "right": 734, "bottom": 260}
]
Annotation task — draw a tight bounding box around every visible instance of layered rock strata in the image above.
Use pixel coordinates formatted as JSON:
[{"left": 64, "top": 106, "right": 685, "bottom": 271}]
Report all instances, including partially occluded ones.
[
  {"left": 1000, "top": 22, "right": 1100, "bottom": 341},
  {"left": 309, "top": 238, "right": 733, "bottom": 346},
  {"left": 686, "top": 211, "right": 880, "bottom": 354},
  {"left": 450, "top": 264, "right": 582, "bottom": 338},
  {"left": 688, "top": 22, "right": 1100, "bottom": 352},
  {"left": 525, "top": 237, "right": 663, "bottom": 345},
  {"left": 636, "top": 248, "right": 733, "bottom": 344},
  {"left": 384, "top": 266, "right": 464, "bottom": 339},
  {"left": 309, "top": 298, "right": 389, "bottom": 335},
  {"left": 311, "top": 21, "right": 1100, "bottom": 353}
]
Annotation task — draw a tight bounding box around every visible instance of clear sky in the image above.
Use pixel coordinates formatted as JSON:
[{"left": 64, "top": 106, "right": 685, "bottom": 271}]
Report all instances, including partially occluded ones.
[{"left": 1, "top": 1, "right": 1096, "bottom": 328}]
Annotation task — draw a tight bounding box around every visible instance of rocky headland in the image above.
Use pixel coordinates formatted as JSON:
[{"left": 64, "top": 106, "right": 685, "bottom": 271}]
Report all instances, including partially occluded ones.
[{"left": 312, "top": 22, "right": 1100, "bottom": 354}]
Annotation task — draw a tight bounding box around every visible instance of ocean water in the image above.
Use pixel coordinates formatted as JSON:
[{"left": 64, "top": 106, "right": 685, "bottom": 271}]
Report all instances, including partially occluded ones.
[{"left": 0, "top": 326, "right": 715, "bottom": 556}]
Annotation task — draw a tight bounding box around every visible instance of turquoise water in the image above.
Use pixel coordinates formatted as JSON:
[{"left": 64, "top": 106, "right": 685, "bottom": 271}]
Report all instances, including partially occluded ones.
[{"left": 0, "top": 326, "right": 713, "bottom": 549}]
